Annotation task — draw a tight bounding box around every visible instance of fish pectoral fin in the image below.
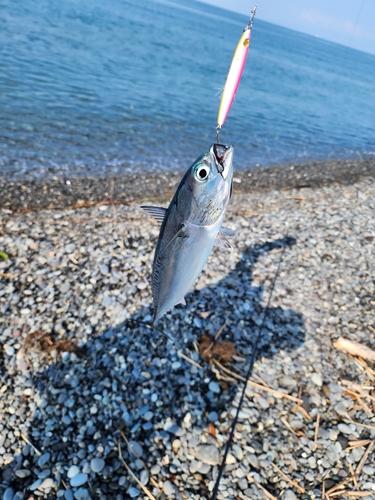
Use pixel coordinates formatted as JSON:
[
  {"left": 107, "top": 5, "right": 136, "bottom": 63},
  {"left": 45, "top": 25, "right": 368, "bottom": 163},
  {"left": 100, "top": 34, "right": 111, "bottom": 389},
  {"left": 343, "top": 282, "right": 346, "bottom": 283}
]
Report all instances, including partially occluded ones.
[
  {"left": 215, "top": 232, "right": 233, "bottom": 250},
  {"left": 220, "top": 226, "right": 237, "bottom": 238},
  {"left": 141, "top": 206, "right": 168, "bottom": 225}
]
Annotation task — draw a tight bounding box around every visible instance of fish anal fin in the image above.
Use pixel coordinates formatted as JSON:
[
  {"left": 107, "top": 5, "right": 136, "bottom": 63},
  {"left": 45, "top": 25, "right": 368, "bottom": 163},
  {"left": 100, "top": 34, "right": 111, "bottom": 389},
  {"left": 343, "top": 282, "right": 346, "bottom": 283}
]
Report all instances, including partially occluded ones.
[
  {"left": 215, "top": 232, "right": 233, "bottom": 250},
  {"left": 141, "top": 206, "right": 167, "bottom": 225}
]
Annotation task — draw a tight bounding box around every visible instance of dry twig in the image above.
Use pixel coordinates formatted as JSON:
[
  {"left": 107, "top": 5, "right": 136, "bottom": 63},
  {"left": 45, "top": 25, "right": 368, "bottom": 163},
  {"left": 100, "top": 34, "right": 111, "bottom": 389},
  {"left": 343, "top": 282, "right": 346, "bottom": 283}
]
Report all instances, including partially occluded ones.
[
  {"left": 117, "top": 440, "right": 156, "bottom": 500},
  {"left": 344, "top": 417, "right": 375, "bottom": 431},
  {"left": 213, "top": 360, "right": 302, "bottom": 403},
  {"left": 177, "top": 349, "right": 204, "bottom": 370},
  {"left": 356, "top": 441, "right": 375, "bottom": 476},
  {"left": 334, "top": 337, "right": 375, "bottom": 363},
  {"left": 293, "top": 403, "right": 313, "bottom": 421},
  {"left": 280, "top": 416, "right": 306, "bottom": 437},
  {"left": 326, "top": 477, "right": 355, "bottom": 496},
  {"left": 348, "top": 464, "right": 358, "bottom": 490},
  {"left": 271, "top": 463, "right": 306, "bottom": 494},
  {"left": 248, "top": 476, "right": 278, "bottom": 500},
  {"left": 20, "top": 433, "right": 41, "bottom": 456},
  {"left": 329, "top": 492, "right": 375, "bottom": 497}
]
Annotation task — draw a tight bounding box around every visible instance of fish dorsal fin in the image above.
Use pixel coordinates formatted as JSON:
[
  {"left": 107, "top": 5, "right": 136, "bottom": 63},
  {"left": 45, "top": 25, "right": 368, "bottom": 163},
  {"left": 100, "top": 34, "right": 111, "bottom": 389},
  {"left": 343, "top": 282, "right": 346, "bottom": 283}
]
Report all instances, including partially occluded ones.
[
  {"left": 141, "top": 206, "right": 167, "bottom": 225},
  {"left": 220, "top": 226, "right": 237, "bottom": 238},
  {"left": 215, "top": 232, "right": 233, "bottom": 250}
]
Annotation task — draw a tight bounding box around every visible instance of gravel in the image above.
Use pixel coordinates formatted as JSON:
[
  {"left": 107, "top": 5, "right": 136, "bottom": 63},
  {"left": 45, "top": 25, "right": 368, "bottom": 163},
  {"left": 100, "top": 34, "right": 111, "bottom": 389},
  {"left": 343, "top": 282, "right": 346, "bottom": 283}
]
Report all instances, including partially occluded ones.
[{"left": 1, "top": 175, "right": 375, "bottom": 499}]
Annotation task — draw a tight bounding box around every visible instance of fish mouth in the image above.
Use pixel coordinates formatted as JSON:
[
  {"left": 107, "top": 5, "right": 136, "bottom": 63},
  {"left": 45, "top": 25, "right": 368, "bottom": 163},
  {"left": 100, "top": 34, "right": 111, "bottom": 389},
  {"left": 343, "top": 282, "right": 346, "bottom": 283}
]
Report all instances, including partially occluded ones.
[{"left": 212, "top": 143, "right": 234, "bottom": 179}]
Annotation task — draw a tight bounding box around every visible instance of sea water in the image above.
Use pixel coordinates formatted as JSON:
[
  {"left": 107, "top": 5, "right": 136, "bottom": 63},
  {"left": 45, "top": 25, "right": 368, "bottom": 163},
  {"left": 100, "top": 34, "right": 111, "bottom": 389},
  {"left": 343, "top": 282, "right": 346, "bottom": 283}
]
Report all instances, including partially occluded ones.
[{"left": 1, "top": 0, "right": 374, "bottom": 178}]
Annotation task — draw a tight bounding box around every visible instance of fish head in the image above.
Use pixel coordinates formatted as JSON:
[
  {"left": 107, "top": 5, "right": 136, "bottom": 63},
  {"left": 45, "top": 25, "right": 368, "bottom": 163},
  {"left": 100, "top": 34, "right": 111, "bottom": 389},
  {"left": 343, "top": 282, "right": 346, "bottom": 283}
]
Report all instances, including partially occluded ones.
[{"left": 177, "top": 144, "right": 234, "bottom": 226}]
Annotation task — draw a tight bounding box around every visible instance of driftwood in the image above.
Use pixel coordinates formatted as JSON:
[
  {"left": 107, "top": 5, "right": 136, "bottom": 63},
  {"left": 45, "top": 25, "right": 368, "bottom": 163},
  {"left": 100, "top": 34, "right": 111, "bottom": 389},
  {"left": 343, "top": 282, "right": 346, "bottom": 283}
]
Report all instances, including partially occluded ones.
[{"left": 333, "top": 337, "right": 375, "bottom": 363}]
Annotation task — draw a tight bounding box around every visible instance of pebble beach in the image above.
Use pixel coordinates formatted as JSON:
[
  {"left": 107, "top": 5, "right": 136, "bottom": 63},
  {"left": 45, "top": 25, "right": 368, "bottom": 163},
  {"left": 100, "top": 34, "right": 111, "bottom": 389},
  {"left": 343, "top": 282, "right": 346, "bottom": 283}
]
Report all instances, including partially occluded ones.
[{"left": 1, "top": 161, "right": 375, "bottom": 500}]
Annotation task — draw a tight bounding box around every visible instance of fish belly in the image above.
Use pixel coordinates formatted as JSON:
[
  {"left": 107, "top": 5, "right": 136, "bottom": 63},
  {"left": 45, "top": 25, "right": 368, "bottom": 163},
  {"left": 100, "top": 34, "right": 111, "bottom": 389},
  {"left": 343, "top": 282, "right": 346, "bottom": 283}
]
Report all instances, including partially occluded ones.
[{"left": 153, "top": 223, "right": 217, "bottom": 322}]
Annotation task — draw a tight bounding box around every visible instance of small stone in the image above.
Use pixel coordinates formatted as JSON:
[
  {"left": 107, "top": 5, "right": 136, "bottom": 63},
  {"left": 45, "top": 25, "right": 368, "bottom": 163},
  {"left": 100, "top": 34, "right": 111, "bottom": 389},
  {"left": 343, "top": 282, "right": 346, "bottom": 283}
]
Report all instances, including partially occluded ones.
[
  {"left": 74, "top": 489, "right": 91, "bottom": 500},
  {"left": 150, "top": 464, "right": 160, "bottom": 475},
  {"left": 118, "top": 476, "right": 127, "bottom": 486},
  {"left": 283, "top": 489, "right": 297, "bottom": 500},
  {"left": 65, "top": 490, "right": 74, "bottom": 500},
  {"left": 256, "top": 396, "right": 270, "bottom": 409},
  {"left": 326, "top": 443, "right": 340, "bottom": 464},
  {"left": 235, "top": 468, "right": 245, "bottom": 478},
  {"left": 128, "top": 487, "right": 140, "bottom": 498},
  {"left": 100, "top": 264, "right": 109, "bottom": 275},
  {"left": 338, "top": 423, "right": 353, "bottom": 435},
  {"left": 351, "top": 447, "right": 365, "bottom": 462},
  {"left": 208, "top": 381, "right": 220, "bottom": 394},
  {"left": 39, "top": 478, "right": 55, "bottom": 489},
  {"left": 15, "top": 469, "right": 31, "bottom": 478},
  {"left": 140, "top": 469, "right": 149, "bottom": 485},
  {"left": 22, "top": 444, "right": 31, "bottom": 456},
  {"left": 90, "top": 458, "right": 105, "bottom": 473},
  {"left": 248, "top": 454, "right": 258, "bottom": 468},
  {"left": 143, "top": 411, "right": 153, "bottom": 421},
  {"left": 163, "top": 480, "right": 175, "bottom": 496},
  {"left": 65, "top": 243, "right": 76, "bottom": 253},
  {"left": 70, "top": 473, "right": 87, "bottom": 487},
  {"left": 198, "top": 463, "right": 211, "bottom": 474},
  {"left": 5, "top": 346, "right": 15, "bottom": 356},
  {"left": 3, "top": 488, "right": 14, "bottom": 500},
  {"left": 38, "top": 452, "right": 51, "bottom": 467},
  {"left": 225, "top": 453, "right": 236, "bottom": 464},
  {"left": 67, "top": 465, "right": 80, "bottom": 478},
  {"left": 195, "top": 444, "right": 220, "bottom": 465},
  {"left": 129, "top": 441, "right": 143, "bottom": 458},
  {"left": 208, "top": 411, "right": 219, "bottom": 422},
  {"left": 29, "top": 479, "right": 43, "bottom": 491},
  {"left": 335, "top": 402, "right": 348, "bottom": 415},
  {"left": 238, "top": 478, "right": 248, "bottom": 490},
  {"left": 311, "top": 373, "right": 323, "bottom": 387},
  {"left": 280, "top": 375, "right": 297, "bottom": 388}
]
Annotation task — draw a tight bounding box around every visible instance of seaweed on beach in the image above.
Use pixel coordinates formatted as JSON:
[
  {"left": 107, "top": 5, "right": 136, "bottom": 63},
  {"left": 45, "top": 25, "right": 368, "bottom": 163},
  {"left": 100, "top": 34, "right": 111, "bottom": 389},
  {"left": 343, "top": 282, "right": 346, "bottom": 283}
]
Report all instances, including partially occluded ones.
[{"left": 23, "top": 331, "right": 79, "bottom": 358}]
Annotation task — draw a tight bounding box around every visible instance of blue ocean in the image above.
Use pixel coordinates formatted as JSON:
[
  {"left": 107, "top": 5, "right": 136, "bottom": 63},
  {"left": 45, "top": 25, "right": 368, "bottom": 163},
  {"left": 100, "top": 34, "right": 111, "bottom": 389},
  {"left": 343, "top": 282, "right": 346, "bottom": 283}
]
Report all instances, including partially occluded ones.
[{"left": 1, "top": 0, "right": 374, "bottom": 178}]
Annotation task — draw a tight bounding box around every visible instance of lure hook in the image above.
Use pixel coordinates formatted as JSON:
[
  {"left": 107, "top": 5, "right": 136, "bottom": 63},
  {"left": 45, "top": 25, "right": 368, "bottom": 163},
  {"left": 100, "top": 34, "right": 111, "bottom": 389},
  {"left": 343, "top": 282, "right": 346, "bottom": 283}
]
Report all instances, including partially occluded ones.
[
  {"left": 216, "top": 125, "right": 221, "bottom": 144},
  {"left": 246, "top": 4, "right": 257, "bottom": 31}
]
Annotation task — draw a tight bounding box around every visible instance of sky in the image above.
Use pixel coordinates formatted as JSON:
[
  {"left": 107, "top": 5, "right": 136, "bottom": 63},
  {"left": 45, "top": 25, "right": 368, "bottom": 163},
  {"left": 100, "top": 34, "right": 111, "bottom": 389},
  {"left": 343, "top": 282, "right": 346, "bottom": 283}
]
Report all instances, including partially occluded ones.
[{"left": 200, "top": 0, "right": 375, "bottom": 55}]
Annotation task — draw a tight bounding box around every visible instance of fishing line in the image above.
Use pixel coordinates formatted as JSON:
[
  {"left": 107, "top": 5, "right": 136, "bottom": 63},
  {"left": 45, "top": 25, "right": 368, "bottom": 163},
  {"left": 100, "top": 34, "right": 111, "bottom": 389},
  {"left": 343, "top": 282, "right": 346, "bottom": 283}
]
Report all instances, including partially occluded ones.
[
  {"left": 210, "top": 244, "right": 287, "bottom": 500},
  {"left": 125, "top": 319, "right": 174, "bottom": 342},
  {"left": 345, "top": 0, "right": 365, "bottom": 59}
]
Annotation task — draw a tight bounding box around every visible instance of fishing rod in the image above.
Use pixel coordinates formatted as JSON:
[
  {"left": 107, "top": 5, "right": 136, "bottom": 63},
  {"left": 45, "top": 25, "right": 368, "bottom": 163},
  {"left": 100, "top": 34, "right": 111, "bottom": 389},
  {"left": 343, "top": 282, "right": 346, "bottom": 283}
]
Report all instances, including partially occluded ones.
[
  {"left": 210, "top": 244, "right": 287, "bottom": 500},
  {"left": 216, "top": 4, "right": 257, "bottom": 144}
]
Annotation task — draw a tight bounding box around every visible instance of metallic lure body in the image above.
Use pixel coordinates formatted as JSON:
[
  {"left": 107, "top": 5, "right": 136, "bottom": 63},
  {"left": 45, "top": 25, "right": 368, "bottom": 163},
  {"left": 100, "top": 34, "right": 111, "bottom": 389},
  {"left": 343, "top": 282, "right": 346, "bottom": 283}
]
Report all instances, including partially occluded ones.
[
  {"left": 217, "top": 5, "right": 257, "bottom": 130},
  {"left": 142, "top": 144, "right": 234, "bottom": 324}
]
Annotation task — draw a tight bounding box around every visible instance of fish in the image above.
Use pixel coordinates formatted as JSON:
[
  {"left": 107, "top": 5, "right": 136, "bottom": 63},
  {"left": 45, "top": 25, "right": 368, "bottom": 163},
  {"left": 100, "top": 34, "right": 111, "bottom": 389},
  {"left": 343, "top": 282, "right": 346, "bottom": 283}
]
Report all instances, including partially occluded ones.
[
  {"left": 142, "top": 143, "right": 235, "bottom": 324},
  {"left": 217, "top": 5, "right": 257, "bottom": 133}
]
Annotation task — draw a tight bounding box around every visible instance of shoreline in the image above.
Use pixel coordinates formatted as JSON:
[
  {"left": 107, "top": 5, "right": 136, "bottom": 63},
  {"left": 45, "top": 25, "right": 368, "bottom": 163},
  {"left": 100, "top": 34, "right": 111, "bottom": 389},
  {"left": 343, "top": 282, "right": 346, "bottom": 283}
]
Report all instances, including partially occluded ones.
[{"left": 1, "top": 157, "right": 374, "bottom": 212}]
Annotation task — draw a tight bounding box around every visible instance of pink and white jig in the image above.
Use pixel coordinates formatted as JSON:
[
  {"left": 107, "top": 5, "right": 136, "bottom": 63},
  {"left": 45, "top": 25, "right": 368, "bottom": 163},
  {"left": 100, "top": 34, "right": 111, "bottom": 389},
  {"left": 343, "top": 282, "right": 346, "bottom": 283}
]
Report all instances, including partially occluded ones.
[{"left": 217, "top": 5, "right": 257, "bottom": 141}]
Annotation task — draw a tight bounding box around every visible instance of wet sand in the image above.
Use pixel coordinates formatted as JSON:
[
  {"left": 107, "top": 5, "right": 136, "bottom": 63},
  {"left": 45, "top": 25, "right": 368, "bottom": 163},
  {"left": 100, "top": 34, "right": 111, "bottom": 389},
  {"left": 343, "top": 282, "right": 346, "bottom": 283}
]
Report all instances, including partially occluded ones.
[{"left": 1, "top": 157, "right": 375, "bottom": 212}]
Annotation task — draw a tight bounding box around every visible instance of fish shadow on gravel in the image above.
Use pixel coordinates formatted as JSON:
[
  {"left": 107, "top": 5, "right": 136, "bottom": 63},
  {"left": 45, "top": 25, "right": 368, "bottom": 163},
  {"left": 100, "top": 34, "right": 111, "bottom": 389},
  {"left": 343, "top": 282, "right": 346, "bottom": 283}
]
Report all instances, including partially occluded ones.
[{"left": 18, "top": 236, "right": 305, "bottom": 499}]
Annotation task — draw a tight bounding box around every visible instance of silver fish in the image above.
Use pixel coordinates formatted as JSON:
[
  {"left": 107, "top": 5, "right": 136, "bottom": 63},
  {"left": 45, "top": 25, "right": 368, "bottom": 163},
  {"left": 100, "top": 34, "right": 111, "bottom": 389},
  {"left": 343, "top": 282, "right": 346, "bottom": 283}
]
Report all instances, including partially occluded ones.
[{"left": 142, "top": 143, "right": 235, "bottom": 324}]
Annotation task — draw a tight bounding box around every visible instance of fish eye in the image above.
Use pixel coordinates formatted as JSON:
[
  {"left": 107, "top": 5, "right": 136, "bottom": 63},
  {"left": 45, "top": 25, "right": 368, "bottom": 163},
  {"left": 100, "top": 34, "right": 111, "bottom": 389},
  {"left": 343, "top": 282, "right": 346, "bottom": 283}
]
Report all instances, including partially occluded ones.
[{"left": 194, "top": 163, "right": 210, "bottom": 182}]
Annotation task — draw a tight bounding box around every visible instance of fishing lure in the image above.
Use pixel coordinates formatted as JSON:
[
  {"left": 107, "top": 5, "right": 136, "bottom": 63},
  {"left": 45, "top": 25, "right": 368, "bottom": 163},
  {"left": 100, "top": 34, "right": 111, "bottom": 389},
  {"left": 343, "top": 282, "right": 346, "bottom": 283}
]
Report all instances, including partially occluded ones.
[{"left": 216, "top": 5, "right": 257, "bottom": 142}]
